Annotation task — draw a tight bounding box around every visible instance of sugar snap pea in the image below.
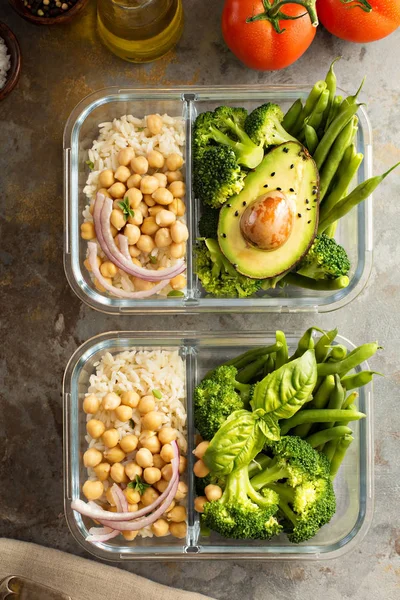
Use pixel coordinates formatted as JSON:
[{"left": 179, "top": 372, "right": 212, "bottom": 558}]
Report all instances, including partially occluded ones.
[
  {"left": 306, "top": 89, "right": 330, "bottom": 132},
  {"left": 282, "top": 273, "right": 349, "bottom": 291},
  {"left": 306, "top": 425, "right": 353, "bottom": 449},
  {"left": 304, "top": 122, "right": 319, "bottom": 154},
  {"left": 280, "top": 409, "right": 365, "bottom": 435},
  {"left": 315, "top": 329, "right": 338, "bottom": 363},
  {"left": 320, "top": 149, "right": 364, "bottom": 218},
  {"left": 319, "top": 117, "right": 357, "bottom": 201},
  {"left": 292, "top": 81, "right": 327, "bottom": 137},
  {"left": 341, "top": 77, "right": 366, "bottom": 111},
  {"left": 318, "top": 374, "right": 345, "bottom": 432},
  {"left": 330, "top": 434, "right": 354, "bottom": 479},
  {"left": 275, "top": 330, "right": 289, "bottom": 369},
  {"left": 317, "top": 342, "right": 381, "bottom": 377},
  {"left": 320, "top": 57, "right": 341, "bottom": 133},
  {"left": 341, "top": 370, "right": 382, "bottom": 390},
  {"left": 263, "top": 354, "right": 275, "bottom": 377},
  {"left": 293, "top": 374, "right": 336, "bottom": 438},
  {"left": 328, "top": 345, "right": 348, "bottom": 361},
  {"left": 236, "top": 355, "right": 273, "bottom": 383},
  {"left": 342, "top": 391, "right": 359, "bottom": 409},
  {"left": 224, "top": 343, "right": 283, "bottom": 370},
  {"left": 290, "top": 327, "right": 324, "bottom": 361},
  {"left": 314, "top": 102, "right": 361, "bottom": 170},
  {"left": 282, "top": 98, "right": 303, "bottom": 134}
]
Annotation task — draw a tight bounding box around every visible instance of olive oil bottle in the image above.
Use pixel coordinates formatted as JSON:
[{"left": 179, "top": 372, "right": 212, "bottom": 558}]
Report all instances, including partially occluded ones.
[{"left": 97, "top": 0, "right": 183, "bottom": 63}]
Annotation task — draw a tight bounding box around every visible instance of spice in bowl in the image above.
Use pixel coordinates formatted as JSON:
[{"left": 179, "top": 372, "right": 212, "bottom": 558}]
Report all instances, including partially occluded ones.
[
  {"left": 0, "top": 36, "right": 11, "bottom": 90},
  {"left": 22, "top": 0, "right": 79, "bottom": 17}
]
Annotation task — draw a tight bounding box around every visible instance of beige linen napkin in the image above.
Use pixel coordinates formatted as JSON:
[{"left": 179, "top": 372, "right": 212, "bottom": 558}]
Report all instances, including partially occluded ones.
[{"left": 0, "top": 539, "right": 215, "bottom": 600}]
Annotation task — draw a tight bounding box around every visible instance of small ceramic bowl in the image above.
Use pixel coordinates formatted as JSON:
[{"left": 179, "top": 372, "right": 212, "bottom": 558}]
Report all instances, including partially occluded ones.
[
  {"left": 8, "top": 0, "right": 90, "bottom": 26},
  {"left": 0, "top": 21, "right": 21, "bottom": 102}
]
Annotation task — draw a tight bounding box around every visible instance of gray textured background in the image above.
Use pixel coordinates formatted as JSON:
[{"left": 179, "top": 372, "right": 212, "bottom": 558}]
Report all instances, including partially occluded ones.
[{"left": 0, "top": 1, "right": 399, "bottom": 598}]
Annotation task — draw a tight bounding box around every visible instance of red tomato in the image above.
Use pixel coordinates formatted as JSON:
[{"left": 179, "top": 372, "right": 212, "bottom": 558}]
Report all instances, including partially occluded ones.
[
  {"left": 317, "top": 0, "right": 400, "bottom": 43},
  {"left": 221, "top": 0, "right": 318, "bottom": 71}
]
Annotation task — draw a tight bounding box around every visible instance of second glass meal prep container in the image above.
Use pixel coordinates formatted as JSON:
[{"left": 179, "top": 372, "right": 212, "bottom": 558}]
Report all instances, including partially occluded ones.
[
  {"left": 63, "top": 86, "right": 373, "bottom": 314},
  {"left": 63, "top": 330, "right": 374, "bottom": 561}
]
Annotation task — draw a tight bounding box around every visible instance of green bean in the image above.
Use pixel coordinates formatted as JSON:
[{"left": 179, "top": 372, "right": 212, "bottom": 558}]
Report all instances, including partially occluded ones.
[
  {"left": 323, "top": 440, "right": 338, "bottom": 461},
  {"left": 224, "top": 343, "right": 283, "bottom": 370},
  {"left": 315, "top": 329, "right": 338, "bottom": 363},
  {"left": 341, "top": 403, "right": 356, "bottom": 427},
  {"left": 319, "top": 374, "right": 345, "bottom": 432},
  {"left": 319, "top": 117, "right": 356, "bottom": 201},
  {"left": 290, "top": 327, "right": 324, "bottom": 361},
  {"left": 328, "top": 345, "right": 348, "bottom": 361},
  {"left": 280, "top": 409, "right": 365, "bottom": 435},
  {"left": 283, "top": 98, "right": 303, "bottom": 134},
  {"left": 320, "top": 149, "right": 364, "bottom": 218},
  {"left": 304, "top": 81, "right": 327, "bottom": 118},
  {"left": 330, "top": 434, "right": 354, "bottom": 479},
  {"left": 304, "top": 122, "right": 319, "bottom": 154},
  {"left": 282, "top": 273, "right": 349, "bottom": 291},
  {"left": 342, "top": 391, "right": 359, "bottom": 409},
  {"left": 275, "top": 330, "right": 289, "bottom": 369},
  {"left": 236, "top": 355, "right": 272, "bottom": 383},
  {"left": 341, "top": 370, "right": 382, "bottom": 390},
  {"left": 319, "top": 162, "right": 400, "bottom": 233},
  {"left": 317, "top": 342, "right": 381, "bottom": 377},
  {"left": 307, "top": 89, "right": 330, "bottom": 132},
  {"left": 293, "top": 375, "right": 335, "bottom": 438},
  {"left": 306, "top": 425, "right": 353, "bottom": 449},
  {"left": 341, "top": 77, "right": 366, "bottom": 111},
  {"left": 324, "top": 221, "right": 337, "bottom": 238},
  {"left": 263, "top": 354, "right": 275, "bottom": 377},
  {"left": 320, "top": 57, "right": 341, "bottom": 133},
  {"left": 325, "top": 95, "right": 343, "bottom": 130},
  {"left": 314, "top": 102, "right": 361, "bottom": 170}
]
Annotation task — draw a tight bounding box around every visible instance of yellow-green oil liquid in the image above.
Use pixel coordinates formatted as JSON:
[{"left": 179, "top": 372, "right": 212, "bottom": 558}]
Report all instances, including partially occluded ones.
[{"left": 97, "top": 0, "right": 183, "bottom": 63}]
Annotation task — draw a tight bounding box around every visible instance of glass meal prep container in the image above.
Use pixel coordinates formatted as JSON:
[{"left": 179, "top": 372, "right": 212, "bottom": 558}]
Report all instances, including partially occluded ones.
[
  {"left": 63, "top": 330, "right": 374, "bottom": 561},
  {"left": 63, "top": 87, "right": 373, "bottom": 314}
]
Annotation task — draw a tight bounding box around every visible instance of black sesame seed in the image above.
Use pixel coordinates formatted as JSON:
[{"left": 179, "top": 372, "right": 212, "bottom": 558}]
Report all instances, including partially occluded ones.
[
  {"left": 312, "top": 190, "right": 317, "bottom": 195},
  {"left": 289, "top": 188, "right": 294, "bottom": 192},
  {"left": 222, "top": 233, "right": 227, "bottom": 238},
  {"left": 271, "top": 172, "right": 275, "bottom": 177},
  {"left": 234, "top": 211, "right": 239, "bottom": 217},
  {"left": 290, "top": 164, "right": 294, "bottom": 169},
  {"left": 298, "top": 213, "right": 302, "bottom": 218},
  {"left": 283, "top": 147, "right": 289, "bottom": 153},
  {"left": 305, "top": 199, "right": 309, "bottom": 204},
  {"left": 307, "top": 220, "right": 311, "bottom": 224},
  {"left": 314, "top": 198, "right": 318, "bottom": 202},
  {"left": 306, "top": 207, "right": 311, "bottom": 211},
  {"left": 302, "top": 155, "right": 307, "bottom": 161},
  {"left": 227, "top": 204, "right": 231, "bottom": 208},
  {"left": 264, "top": 184, "right": 269, "bottom": 188},
  {"left": 242, "top": 201, "right": 247, "bottom": 206},
  {"left": 277, "top": 187, "right": 282, "bottom": 191}
]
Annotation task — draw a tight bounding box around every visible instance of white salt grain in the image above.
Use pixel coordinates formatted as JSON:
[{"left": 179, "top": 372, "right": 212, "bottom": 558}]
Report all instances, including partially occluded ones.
[{"left": 0, "top": 37, "right": 11, "bottom": 90}]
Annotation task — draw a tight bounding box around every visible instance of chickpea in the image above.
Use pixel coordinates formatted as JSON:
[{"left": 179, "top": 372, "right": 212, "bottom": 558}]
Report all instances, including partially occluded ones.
[
  {"left": 110, "top": 208, "right": 126, "bottom": 231},
  {"left": 158, "top": 427, "right": 177, "bottom": 445},
  {"left": 153, "top": 172, "right": 167, "bottom": 188},
  {"left": 110, "top": 224, "right": 119, "bottom": 238},
  {"left": 143, "top": 467, "right": 162, "bottom": 485},
  {"left": 138, "top": 202, "right": 149, "bottom": 217},
  {"left": 146, "top": 150, "right": 165, "bottom": 169},
  {"left": 100, "top": 261, "right": 118, "bottom": 279},
  {"left": 170, "top": 274, "right": 186, "bottom": 291},
  {"left": 122, "top": 530, "right": 138, "bottom": 541},
  {"left": 170, "top": 221, "right": 189, "bottom": 243},
  {"left": 170, "top": 198, "right": 186, "bottom": 217},
  {"left": 166, "top": 170, "right": 183, "bottom": 184},
  {"left": 86, "top": 419, "right": 106, "bottom": 439},
  {"left": 169, "top": 242, "right": 186, "bottom": 259},
  {"left": 161, "top": 463, "right": 173, "bottom": 482},
  {"left": 152, "top": 187, "right": 173, "bottom": 206},
  {"left": 125, "top": 462, "right": 143, "bottom": 480},
  {"left": 120, "top": 434, "right": 138, "bottom": 454},
  {"left": 131, "top": 258, "right": 142, "bottom": 267},
  {"left": 168, "top": 181, "right": 186, "bottom": 199},
  {"left": 126, "top": 187, "right": 143, "bottom": 209},
  {"left": 83, "top": 394, "right": 100, "bottom": 415},
  {"left": 123, "top": 224, "right": 140, "bottom": 246},
  {"left": 128, "top": 503, "right": 139, "bottom": 513},
  {"left": 132, "top": 277, "right": 154, "bottom": 292},
  {"left": 129, "top": 245, "right": 141, "bottom": 258},
  {"left": 155, "top": 479, "right": 169, "bottom": 493},
  {"left": 148, "top": 205, "right": 165, "bottom": 217},
  {"left": 103, "top": 392, "right": 121, "bottom": 411},
  {"left": 83, "top": 448, "right": 103, "bottom": 468},
  {"left": 155, "top": 209, "right": 176, "bottom": 227},
  {"left": 104, "top": 446, "right": 126, "bottom": 464},
  {"left": 115, "top": 405, "right": 133, "bottom": 423},
  {"left": 84, "top": 256, "right": 102, "bottom": 273},
  {"left": 138, "top": 395, "right": 156, "bottom": 414},
  {"left": 82, "top": 480, "right": 104, "bottom": 501},
  {"left": 97, "top": 187, "right": 112, "bottom": 198},
  {"left": 121, "top": 391, "right": 140, "bottom": 408},
  {"left": 193, "top": 441, "right": 210, "bottom": 459},
  {"left": 141, "top": 216, "right": 159, "bottom": 236},
  {"left": 165, "top": 153, "right": 183, "bottom": 171},
  {"left": 118, "top": 147, "right": 135, "bottom": 166},
  {"left": 128, "top": 210, "right": 144, "bottom": 226},
  {"left": 147, "top": 114, "right": 163, "bottom": 135},
  {"left": 108, "top": 182, "right": 127, "bottom": 199},
  {"left": 124, "top": 488, "right": 141, "bottom": 505},
  {"left": 136, "top": 447, "right": 153, "bottom": 468},
  {"left": 205, "top": 484, "right": 223, "bottom": 502},
  {"left": 80, "top": 222, "right": 96, "bottom": 240},
  {"left": 141, "top": 486, "right": 160, "bottom": 506},
  {"left": 114, "top": 165, "right": 131, "bottom": 183},
  {"left": 102, "top": 428, "right": 119, "bottom": 449},
  {"left": 141, "top": 435, "right": 161, "bottom": 455},
  {"left": 160, "top": 443, "right": 174, "bottom": 463},
  {"left": 99, "top": 169, "right": 115, "bottom": 188},
  {"left": 131, "top": 156, "right": 149, "bottom": 175},
  {"left": 110, "top": 462, "right": 128, "bottom": 484},
  {"left": 140, "top": 175, "right": 159, "bottom": 195},
  {"left": 193, "top": 459, "right": 210, "bottom": 478},
  {"left": 136, "top": 235, "right": 155, "bottom": 254},
  {"left": 168, "top": 505, "right": 186, "bottom": 523},
  {"left": 179, "top": 456, "right": 187, "bottom": 474},
  {"left": 94, "top": 277, "right": 111, "bottom": 293},
  {"left": 155, "top": 227, "right": 173, "bottom": 248},
  {"left": 151, "top": 518, "right": 169, "bottom": 537},
  {"left": 153, "top": 454, "right": 166, "bottom": 469},
  {"left": 127, "top": 173, "right": 142, "bottom": 189},
  {"left": 93, "top": 462, "right": 111, "bottom": 482},
  {"left": 143, "top": 194, "right": 156, "bottom": 207},
  {"left": 175, "top": 481, "right": 188, "bottom": 501},
  {"left": 194, "top": 496, "right": 207, "bottom": 513},
  {"left": 169, "top": 521, "right": 187, "bottom": 539}
]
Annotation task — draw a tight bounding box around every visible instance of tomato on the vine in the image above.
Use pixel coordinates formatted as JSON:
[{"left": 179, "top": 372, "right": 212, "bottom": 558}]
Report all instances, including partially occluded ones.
[
  {"left": 221, "top": 0, "right": 319, "bottom": 71},
  {"left": 317, "top": 0, "right": 400, "bottom": 43}
]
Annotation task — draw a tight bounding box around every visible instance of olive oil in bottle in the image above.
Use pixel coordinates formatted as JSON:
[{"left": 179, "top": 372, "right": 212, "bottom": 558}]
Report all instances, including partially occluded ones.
[{"left": 97, "top": 0, "right": 183, "bottom": 63}]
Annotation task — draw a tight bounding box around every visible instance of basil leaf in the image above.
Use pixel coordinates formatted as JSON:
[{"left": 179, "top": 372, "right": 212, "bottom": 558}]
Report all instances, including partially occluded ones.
[
  {"left": 258, "top": 414, "right": 280, "bottom": 442},
  {"left": 252, "top": 349, "right": 317, "bottom": 420}
]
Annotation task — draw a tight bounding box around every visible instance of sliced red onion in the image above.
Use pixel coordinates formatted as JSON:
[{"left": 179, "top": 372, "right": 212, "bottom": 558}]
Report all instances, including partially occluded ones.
[
  {"left": 117, "top": 234, "right": 131, "bottom": 261},
  {"left": 86, "top": 528, "right": 120, "bottom": 543},
  {"left": 88, "top": 243, "right": 169, "bottom": 299},
  {"left": 111, "top": 484, "right": 128, "bottom": 513},
  {"left": 92, "top": 194, "right": 126, "bottom": 269},
  {"left": 72, "top": 441, "right": 180, "bottom": 522}
]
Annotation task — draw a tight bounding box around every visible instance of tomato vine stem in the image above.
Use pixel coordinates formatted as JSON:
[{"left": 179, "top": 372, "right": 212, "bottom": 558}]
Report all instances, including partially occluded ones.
[
  {"left": 340, "top": 0, "right": 372, "bottom": 13},
  {"left": 246, "top": 0, "right": 318, "bottom": 34}
]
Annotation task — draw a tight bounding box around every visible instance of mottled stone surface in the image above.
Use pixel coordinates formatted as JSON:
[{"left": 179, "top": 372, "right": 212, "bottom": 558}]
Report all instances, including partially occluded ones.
[{"left": 0, "top": 1, "right": 399, "bottom": 598}]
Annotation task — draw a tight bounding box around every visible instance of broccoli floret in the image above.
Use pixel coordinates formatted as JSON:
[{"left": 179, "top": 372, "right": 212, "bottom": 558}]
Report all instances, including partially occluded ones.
[
  {"left": 198, "top": 207, "right": 220, "bottom": 239},
  {"left": 244, "top": 103, "right": 297, "bottom": 147},
  {"left": 193, "top": 146, "right": 245, "bottom": 208},
  {"left": 297, "top": 234, "right": 350, "bottom": 280},
  {"left": 193, "top": 107, "right": 264, "bottom": 169},
  {"left": 202, "top": 465, "right": 282, "bottom": 540},
  {"left": 195, "top": 239, "right": 263, "bottom": 299},
  {"left": 194, "top": 365, "right": 252, "bottom": 440}
]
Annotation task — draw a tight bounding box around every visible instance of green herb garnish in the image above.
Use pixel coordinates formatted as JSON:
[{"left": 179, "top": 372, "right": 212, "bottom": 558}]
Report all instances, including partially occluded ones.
[
  {"left": 86, "top": 160, "right": 94, "bottom": 171},
  {"left": 167, "top": 290, "right": 185, "bottom": 297},
  {"left": 152, "top": 389, "right": 162, "bottom": 399},
  {"left": 149, "top": 255, "right": 157, "bottom": 264},
  {"left": 128, "top": 475, "right": 150, "bottom": 495},
  {"left": 118, "top": 197, "right": 135, "bottom": 219}
]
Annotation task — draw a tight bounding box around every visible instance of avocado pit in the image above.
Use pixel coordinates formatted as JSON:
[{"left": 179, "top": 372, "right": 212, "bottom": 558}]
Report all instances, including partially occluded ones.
[{"left": 240, "top": 191, "right": 294, "bottom": 251}]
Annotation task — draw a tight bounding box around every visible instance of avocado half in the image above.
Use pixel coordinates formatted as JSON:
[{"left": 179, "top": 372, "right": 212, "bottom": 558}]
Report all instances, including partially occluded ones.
[{"left": 217, "top": 142, "right": 320, "bottom": 280}]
